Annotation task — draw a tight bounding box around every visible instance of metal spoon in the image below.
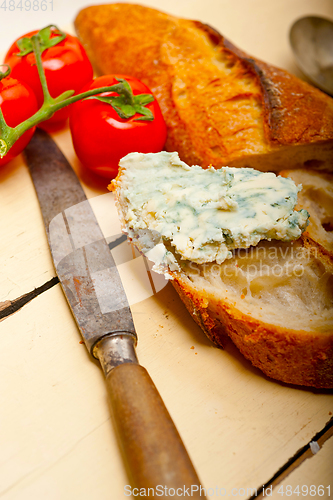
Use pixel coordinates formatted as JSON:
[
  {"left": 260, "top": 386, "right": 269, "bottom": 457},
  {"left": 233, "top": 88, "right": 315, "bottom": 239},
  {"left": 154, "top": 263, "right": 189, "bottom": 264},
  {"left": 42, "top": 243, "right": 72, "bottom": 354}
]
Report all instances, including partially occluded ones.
[{"left": 289, "top": 15, "right": 333, "bottom": 96}]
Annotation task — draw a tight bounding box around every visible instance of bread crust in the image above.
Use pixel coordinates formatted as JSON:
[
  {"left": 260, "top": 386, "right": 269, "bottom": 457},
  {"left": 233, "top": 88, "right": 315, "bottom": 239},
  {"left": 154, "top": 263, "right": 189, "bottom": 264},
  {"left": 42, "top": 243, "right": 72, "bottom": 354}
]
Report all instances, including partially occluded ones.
[
  {"left": 171, "top": 248, "right": 333, "bottom": 389},
  {"left": 280, "top": 169, "right": 333, "bottom": 256},
  {"left": 193, "top": 22, "right": 333, "bottom": 146},
  {"left": 75, "top": 3, "right": 333, "bottom": 171}
]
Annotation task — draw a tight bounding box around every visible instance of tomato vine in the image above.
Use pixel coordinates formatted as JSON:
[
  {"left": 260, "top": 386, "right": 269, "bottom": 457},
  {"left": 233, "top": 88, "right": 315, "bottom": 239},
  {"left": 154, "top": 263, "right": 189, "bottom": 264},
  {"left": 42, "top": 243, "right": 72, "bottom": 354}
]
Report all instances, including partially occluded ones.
[{"left": 0, "top": 26, "right": 130, "bottom": 160}]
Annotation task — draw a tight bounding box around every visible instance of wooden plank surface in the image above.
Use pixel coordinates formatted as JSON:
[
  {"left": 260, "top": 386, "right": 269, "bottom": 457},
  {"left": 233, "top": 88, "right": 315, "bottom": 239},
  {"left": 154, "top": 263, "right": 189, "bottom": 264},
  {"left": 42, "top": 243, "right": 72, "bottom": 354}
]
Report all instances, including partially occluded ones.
[
  {"left": 0, "top": 1, "right": 332, "bottom": 499},
  {"left": 0, "top": 156, "right": 55, "bottom": 302},
  {"left": 1, "top": 278, "right": 333, "bottom": 499}
]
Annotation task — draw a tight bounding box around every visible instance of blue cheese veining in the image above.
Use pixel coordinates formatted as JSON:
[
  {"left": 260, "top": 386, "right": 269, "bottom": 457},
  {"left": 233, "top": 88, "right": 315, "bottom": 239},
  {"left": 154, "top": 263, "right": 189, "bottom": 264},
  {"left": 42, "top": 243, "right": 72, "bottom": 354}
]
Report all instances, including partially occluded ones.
[{"left": 112, "top": 151, "right": 309, "bottom": 271}]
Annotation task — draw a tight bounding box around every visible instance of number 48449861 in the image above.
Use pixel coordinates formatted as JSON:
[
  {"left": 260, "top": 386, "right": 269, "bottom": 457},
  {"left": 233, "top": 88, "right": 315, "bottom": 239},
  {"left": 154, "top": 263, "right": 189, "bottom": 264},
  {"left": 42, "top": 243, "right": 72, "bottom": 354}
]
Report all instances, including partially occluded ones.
[{"left": 1, "top": 0, "right": 53, "bottom": 10}]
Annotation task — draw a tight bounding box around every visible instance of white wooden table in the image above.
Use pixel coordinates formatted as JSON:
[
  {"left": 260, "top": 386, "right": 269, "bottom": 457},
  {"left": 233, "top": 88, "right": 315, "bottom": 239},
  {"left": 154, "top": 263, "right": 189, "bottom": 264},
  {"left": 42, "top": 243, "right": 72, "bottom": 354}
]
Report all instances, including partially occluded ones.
[{"left": 0, "top": 1, "right": 332, "bottom": 499}]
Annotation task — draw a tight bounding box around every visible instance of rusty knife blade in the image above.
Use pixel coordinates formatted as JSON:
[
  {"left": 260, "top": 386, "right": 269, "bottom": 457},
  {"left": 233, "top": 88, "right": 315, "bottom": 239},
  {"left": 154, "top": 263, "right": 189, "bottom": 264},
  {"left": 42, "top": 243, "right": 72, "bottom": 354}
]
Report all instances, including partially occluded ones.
[{"left": 24, "top": 128, "right": 136, "bottom": 354}]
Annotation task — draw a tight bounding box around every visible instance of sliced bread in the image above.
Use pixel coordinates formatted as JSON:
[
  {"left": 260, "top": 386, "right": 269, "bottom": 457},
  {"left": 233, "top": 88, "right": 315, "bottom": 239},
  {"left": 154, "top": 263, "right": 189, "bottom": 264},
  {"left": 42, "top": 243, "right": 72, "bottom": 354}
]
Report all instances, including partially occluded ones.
[{"left": 110, "top": 156, "right": 333, "bottom": 388}]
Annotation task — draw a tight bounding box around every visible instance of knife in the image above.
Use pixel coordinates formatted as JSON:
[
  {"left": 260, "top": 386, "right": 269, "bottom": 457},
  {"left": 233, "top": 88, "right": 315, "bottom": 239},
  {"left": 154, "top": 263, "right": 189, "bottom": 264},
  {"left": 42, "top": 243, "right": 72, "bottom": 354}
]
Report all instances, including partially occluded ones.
[{"left": 24, "top": 129, "right": 205, "bottom": 498}]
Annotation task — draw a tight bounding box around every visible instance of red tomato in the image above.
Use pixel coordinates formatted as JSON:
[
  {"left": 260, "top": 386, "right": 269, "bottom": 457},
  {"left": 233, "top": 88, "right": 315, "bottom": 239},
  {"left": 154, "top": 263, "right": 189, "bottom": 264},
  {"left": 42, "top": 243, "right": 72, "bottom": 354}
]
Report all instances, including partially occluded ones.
[
  {"left": 4, "top": 28, "right": 93, "bottom": 131},
  {"left": 0, "top": 76, "right": 38, "bottom": 167},
  {"left": 69, "top": 75, "right": 167, "bottom": 179}
]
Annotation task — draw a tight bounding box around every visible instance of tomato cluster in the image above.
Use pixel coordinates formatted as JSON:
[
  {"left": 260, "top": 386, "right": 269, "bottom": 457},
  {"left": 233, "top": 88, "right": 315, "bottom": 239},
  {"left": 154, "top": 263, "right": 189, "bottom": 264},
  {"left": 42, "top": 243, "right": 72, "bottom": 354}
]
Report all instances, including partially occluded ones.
[
  {"left": 0, "top": 25, "right": 167, "bottom": 180},
  {"left": 5, "top": 27, "right": 93, "bottom": 130}
]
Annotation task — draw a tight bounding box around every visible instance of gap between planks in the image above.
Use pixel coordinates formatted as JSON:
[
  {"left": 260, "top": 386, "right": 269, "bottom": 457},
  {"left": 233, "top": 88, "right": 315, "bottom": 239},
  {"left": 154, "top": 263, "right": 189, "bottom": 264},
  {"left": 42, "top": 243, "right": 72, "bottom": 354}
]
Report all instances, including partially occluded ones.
[
  {"left": 252, "top": 417, "right": 333, "bottom": 499},
  {"left": 0, "top": 239, "right": 123, "bottom": 322},
  {"left": 0, "top": 276, "right": 59, "bottom": 321}
]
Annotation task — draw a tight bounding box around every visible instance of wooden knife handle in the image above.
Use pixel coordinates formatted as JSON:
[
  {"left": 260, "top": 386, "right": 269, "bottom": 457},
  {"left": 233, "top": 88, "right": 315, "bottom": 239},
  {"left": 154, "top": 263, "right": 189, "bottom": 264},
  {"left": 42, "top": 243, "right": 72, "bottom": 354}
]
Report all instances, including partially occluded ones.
[{"left": 106, "top": 362, "right": 205, "bottom": 498}]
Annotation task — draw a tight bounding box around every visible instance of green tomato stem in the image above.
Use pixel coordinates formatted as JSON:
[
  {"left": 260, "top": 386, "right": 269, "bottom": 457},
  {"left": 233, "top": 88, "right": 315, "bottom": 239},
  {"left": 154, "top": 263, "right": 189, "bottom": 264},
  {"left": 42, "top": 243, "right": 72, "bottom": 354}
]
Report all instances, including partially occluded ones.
[
  {"left": 0, "top": 139, "right": 7, "bottom": 157},
  {"left": 0, "top": 107, "right": 9, "bottom": 131},
  {"left": 31, "top": 34, "right": 52, "bottom": 104},
  {"left": 0, "top": 64, "right": 11, "bottom": 81},
  {"left": 0, "top": 26, "right": 123, "bottom": 160},
  {"left": 0, "top": 25, "right": 122, "bottom": 158},
  {"left": 0, "top": 86, "right": 122, "bottom": 158}
]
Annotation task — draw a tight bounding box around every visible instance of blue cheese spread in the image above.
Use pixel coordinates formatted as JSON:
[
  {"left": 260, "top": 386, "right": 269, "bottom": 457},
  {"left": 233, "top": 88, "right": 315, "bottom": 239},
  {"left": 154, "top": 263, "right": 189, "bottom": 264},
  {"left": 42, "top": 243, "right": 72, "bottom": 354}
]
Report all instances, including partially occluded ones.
[{"left": 115, "top": 152, "right": 309, "bottom": 270}]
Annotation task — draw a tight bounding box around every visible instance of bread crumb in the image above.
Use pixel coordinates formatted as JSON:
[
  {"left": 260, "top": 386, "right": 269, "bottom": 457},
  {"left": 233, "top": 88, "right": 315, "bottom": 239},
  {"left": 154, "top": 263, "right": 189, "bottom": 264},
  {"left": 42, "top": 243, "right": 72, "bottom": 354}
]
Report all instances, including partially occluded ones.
[
  {"left": 190, "top": 346, "right": 194, "bottom": 349},
  {"left": 309, "top": 441, "right": 320, "bottom": 454},
  {"left": 241, "top": 294, "right": 245, "bottom": 299}
]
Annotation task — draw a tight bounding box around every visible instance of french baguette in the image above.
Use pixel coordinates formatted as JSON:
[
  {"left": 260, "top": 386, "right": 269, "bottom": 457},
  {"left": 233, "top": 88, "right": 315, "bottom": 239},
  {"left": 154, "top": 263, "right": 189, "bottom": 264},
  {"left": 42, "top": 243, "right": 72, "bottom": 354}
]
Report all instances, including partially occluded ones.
[
  {"left": 75, "top": 3, "right": 333, "bottom": 173},
  {"left": 111, "top": 159, "right": 333, "bottom": 389}
]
